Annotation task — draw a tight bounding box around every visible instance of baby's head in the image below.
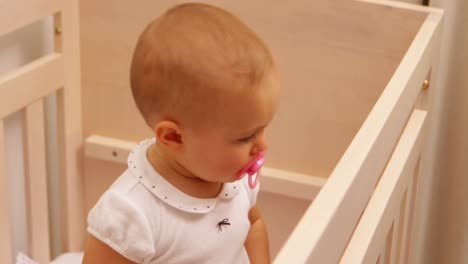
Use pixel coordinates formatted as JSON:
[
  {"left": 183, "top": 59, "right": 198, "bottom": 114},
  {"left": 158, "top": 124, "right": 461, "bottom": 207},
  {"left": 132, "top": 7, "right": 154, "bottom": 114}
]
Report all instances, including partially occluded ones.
[{"left": 130, "top": 3, "right": 280, "bottom": 183}]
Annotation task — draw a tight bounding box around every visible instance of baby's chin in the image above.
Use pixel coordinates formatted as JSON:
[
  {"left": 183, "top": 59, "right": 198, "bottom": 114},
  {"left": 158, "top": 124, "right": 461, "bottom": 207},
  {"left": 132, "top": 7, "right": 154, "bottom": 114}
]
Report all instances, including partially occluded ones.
[
  {"left": 224, "top": 177, "right": 240, "bottom": 183},
  {"left": 197, "top": 174, "right": 238, "bottom": 184},
  {"left": 198, "top": 171, "right": 243, "bottom": 183},
  {"left": 216, "top": 173, "right": 242, "bottom": 183}
]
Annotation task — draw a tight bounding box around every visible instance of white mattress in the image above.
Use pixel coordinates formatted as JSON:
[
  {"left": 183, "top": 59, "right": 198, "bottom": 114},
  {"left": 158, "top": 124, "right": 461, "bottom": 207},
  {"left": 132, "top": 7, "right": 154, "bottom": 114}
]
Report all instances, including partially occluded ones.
[
  {"left": 16, "top": 252, "right": 84, "bottom": 264},
  {"left": 51, "top": 252, "right": 84, "bottom": 264}
]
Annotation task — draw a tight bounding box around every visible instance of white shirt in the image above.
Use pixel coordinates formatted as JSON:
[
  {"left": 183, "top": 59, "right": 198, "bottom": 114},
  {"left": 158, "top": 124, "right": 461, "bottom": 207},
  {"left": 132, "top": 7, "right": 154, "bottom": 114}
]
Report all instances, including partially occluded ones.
[{"left": 87, "top": 138, "right": 259, "bottom": 264}]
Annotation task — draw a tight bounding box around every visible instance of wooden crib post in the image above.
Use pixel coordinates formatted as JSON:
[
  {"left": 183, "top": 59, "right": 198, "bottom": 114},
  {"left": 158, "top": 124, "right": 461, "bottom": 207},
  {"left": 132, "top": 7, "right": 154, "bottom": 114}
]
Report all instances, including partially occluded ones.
[{"left": 54, "top": 0, "right": 86, "bottom": 252}]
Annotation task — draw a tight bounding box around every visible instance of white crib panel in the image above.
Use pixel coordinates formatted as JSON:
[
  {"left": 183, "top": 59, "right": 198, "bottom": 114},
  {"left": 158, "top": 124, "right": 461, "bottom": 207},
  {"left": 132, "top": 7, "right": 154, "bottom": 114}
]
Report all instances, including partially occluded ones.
[
  {"left": 0, "top": 0, "right": 61, "bottom": 37},
  {"left": 0, "top": 0, "right": 84, "bottom": 258},
  {"left": 275, "top": 8, "right": 441, "bottom": 263},
  {"left": 0, "top": 53, "right": 64, "bottom": 119},
  {"left": 23, "top": 100, "right": 50, "bottom": 263},
  {"left": 339, "top": 109, "right": 427, "bottom": 264},
  {"left": 0, "top": 120, "right": 13, "bottom": 263}
]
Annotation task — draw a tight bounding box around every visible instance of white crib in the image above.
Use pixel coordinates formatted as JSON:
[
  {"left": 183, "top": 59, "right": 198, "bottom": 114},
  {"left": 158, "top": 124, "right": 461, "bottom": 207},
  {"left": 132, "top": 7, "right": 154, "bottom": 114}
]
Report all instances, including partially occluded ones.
[{"left": 0, "top": 0, "right": 442, "bottom": 263}]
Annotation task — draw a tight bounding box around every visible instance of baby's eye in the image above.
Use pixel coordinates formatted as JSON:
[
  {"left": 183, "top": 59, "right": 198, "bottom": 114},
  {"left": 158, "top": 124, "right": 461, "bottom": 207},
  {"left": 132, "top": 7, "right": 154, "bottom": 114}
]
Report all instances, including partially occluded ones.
[{"left": 238, "top": 133, "right": 256, "bottom": 143}]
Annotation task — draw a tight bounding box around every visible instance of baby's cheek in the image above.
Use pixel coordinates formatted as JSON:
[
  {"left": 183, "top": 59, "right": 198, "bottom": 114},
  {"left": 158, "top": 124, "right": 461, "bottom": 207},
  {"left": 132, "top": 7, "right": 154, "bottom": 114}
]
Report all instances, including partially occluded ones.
[
  {"left": 228, "top": 153, "right": 249, "bottom": 172},
  {"left": 209, "top": 146, "right": 250, "bottom": 175},
  {"left": 208, "top": 151, "right": 233, "bottom": 170}
]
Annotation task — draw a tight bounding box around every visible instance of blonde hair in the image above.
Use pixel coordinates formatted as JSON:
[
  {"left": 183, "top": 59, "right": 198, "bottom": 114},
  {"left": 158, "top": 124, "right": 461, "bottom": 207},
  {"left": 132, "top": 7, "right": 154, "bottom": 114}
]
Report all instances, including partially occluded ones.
[{"left": 130, "top": 3, "right": 274, "bottom": 128}]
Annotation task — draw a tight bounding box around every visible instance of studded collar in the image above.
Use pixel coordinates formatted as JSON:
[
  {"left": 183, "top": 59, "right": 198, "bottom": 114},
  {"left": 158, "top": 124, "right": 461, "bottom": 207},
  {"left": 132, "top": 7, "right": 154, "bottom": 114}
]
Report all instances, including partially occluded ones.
[{"left": 127, "top": 138, "right": 241, "bottom": 214}]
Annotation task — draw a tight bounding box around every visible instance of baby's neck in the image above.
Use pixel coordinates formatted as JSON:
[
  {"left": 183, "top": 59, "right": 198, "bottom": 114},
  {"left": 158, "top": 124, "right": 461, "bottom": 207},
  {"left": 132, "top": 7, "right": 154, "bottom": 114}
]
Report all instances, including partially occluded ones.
[{"left": 146, "top": 142, "right": 223, "bottom": 199}]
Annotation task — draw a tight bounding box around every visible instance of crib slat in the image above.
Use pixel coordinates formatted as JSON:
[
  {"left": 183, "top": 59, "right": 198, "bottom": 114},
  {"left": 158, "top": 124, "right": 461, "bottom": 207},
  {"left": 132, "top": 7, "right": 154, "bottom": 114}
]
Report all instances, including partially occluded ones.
[
  {"left": 23, "top": 100, "right": 51, "bottom": 263},
  {"left": 0, "top": 53, "right": 64, "bottom": 119},
  {"left": 380, "top": 239, "right": 387, "bottom": 264},
  {"left": 400, "top": 161, "right": 420, "bottom": 264},
  {"left": 384, "top": 222, "right": 394, "bottom": 264},
  {"left": 0, "top": 0, "right": 61, "bottom": 37},
  {"left": 339, "top": 109, "right": 427, "bottom": 264},
  {"left": 389, "top": 209, "right": 401, "bottom": 264},
  {"left": 392, "top": 189, "right": 408, "bottom": 264},
  {"left": 0, "top": 120, "right": 13, "bottom": 263}
]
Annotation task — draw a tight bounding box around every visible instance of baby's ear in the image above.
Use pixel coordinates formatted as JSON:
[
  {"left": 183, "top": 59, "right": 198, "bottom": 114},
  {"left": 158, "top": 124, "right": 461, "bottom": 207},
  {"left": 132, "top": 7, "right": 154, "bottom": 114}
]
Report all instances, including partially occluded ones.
[{"left": 153, "top": 121, "right": 183, "bottom": 150}]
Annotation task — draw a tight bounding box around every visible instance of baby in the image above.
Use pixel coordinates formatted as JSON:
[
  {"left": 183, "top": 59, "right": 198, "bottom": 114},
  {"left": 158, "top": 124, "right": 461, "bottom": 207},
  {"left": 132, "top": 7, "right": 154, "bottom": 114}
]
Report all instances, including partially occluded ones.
[{"left": 83, "top": 3, "right": 280, "bottom": 264}]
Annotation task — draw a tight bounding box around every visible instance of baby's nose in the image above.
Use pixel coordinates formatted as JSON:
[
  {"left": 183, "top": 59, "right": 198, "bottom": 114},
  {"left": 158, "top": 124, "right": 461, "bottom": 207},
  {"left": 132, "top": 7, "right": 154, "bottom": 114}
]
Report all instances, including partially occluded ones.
[{"left": 251, "top": 134, "right": 268, "bottom": 156}]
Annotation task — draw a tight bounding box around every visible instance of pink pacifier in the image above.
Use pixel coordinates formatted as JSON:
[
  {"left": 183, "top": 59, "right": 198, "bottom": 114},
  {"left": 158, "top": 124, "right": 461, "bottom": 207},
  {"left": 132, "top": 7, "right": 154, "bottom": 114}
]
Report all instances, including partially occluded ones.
[{"left": 236, "top": 151, "right": 265, "bottom": 189}]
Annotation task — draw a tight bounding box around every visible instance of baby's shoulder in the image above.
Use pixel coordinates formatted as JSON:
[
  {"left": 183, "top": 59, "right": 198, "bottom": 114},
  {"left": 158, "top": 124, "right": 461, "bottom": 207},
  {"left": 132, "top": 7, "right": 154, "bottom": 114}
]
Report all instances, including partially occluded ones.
[
  {"left": 87, "top": 170, "right": 159, "bottom": 262},
  {"left": 107, "top": 169, "right": 140, "bottom": 193},
  {"left": 105, "top": 170, "right": 162, "bottom": 216}
]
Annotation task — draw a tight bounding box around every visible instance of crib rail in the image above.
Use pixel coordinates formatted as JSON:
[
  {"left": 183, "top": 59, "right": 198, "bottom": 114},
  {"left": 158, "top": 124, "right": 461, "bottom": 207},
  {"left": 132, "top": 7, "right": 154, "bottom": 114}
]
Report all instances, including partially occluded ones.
[
  {"left": 340, "top": 109, "right": 427, "bottom": 264},
  {"left": 0, "top": 53, "right": 64, "bottom": 119},
  {"left": 84, "top": 134, "right": 326, "bottom": 201},
  {"left": 0, "top": 0, "right": 61, "bottom": 37},
  {"left": 274, "top": 3, "right": 442, "bottom": 264},
  {"left": 0, "top": 1, "right": 83, "bottom": 263}
]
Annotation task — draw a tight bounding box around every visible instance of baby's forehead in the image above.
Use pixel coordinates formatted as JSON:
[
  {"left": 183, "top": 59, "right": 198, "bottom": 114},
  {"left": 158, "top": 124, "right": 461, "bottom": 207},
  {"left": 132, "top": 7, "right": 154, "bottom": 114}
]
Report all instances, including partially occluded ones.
[{"left": 217, "top": 89, "right": 277, "bottom": 131}]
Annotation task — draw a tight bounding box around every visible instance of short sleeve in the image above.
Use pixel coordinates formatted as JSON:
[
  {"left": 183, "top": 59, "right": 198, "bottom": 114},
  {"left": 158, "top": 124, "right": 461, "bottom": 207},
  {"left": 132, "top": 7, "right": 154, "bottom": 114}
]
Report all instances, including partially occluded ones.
[
  {"left": 241, "top": 176, "right": 260, "bottom": 208},
  {"left": 87, "top": 190, "right": 155, "bottom": 263}
]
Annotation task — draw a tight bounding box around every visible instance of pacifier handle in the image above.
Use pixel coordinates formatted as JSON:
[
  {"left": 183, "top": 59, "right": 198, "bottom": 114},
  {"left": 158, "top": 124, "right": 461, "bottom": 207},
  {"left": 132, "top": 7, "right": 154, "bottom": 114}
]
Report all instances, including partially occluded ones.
[
  {"left": 249, "top": 172, "right": 260, "bottom": 189},
  {"left": 237, "top": 152, "right": 265, "bottom": 189}
]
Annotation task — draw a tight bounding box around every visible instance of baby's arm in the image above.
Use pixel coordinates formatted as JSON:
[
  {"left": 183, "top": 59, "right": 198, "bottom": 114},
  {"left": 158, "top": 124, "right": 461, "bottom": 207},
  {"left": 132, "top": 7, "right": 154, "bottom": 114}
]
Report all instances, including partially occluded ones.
[
  {"left": 82, "top": 234, "right": 137, "bottom": 264},
  {"left": 245, "top": 204, "right": 271, "bottom": 264}
]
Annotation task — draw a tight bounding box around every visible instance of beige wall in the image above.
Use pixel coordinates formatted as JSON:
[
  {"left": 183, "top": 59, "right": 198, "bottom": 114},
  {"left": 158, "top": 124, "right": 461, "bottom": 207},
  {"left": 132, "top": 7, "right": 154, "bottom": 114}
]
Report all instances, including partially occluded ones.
[{"left": 420, "top": 0, "right": 468, "bottom": 263}]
